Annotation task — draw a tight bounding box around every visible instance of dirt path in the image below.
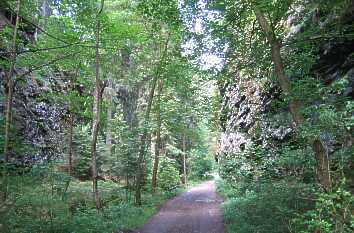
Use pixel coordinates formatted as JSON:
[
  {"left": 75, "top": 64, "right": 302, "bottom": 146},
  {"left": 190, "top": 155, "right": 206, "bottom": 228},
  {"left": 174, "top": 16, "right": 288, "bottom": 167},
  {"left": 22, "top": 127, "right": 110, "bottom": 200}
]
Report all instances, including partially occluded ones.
[{"left": 135, "top": 180, "right": 224, "bottom": 233}]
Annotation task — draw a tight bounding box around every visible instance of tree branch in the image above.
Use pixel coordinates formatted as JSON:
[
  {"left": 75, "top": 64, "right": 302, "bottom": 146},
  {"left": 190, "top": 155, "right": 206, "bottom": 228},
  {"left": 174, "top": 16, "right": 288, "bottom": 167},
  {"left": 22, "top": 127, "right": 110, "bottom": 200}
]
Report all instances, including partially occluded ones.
[{"left": 14, "top": 53, "right": 75, "bottom": 80}]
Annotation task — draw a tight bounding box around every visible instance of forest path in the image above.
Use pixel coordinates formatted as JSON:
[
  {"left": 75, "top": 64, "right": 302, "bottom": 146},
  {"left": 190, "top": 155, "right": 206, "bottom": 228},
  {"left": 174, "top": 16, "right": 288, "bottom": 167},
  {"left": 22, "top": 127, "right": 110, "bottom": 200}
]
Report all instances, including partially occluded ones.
[{"left": 135, "top": 180, "right": 224, "bottom": 233}]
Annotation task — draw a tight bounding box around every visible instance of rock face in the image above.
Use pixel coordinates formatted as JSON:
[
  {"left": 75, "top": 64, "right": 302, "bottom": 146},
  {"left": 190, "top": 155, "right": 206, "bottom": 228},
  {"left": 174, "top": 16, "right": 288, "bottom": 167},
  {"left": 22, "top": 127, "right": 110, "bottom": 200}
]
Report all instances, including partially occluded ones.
[
  {"left": 0, "top": 72, "right": 67, "bottom": 162},
  {"left": 218, "top": 4, "right": 354, "bottom": 158},
  {"left": 218, "top": 74, "right": 294, "bottom": 156},
  {"left": 0, "top": 3, "right": 63, "bottom": 162},
  {"left": 218, "top": 75, "right": 268, "bottom": 155}
]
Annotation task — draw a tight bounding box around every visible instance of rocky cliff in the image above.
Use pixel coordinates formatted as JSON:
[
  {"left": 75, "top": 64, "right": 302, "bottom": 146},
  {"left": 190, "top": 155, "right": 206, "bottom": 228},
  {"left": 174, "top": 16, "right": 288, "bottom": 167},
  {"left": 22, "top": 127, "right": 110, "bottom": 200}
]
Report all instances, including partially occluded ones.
[{"left": 218, "top": 3, "right": 354, "bottom": 160}]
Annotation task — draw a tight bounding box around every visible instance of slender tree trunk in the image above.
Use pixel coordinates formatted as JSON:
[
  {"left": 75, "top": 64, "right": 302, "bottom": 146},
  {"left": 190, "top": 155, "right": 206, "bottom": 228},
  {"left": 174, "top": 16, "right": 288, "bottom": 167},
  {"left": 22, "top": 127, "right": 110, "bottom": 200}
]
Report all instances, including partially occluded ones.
[
  {"left": 67, "top": 65, "right": 80, "bottom": 175},
  {"left": 254, "top": 10, "right": 304, "bottom": 125},
  {"left": 255, "top": 9, "right": 331, "bottom": 192},
  {"left": 105, "top": 78, "right": 113, "bottom": 157},
  {"left": 68, "top": 113, "right": 74, "bottom": 175},
  {"left": 135, "top": 35, "right": 170, "bottom": 205},
  {"left": 182, "top": 134, "right": 187, "bottom": 186},
  {"left": 91, "top": 1, "right": 104, "bottom": 210},
  {"left": 125, "top": 173, "right": 129, "bottom": 202},
  {"left": 2, "top": 0, "right": 20, "bottom": 202},
  {"left": 3, "top": 0, "right": 21, "bottom": 162},
  {"left": 151, "top": 79, "right": 163, "bottom": 192},
  {"left": 135, "top": 75, "right": 159, "bottom": 205},
  {"left": 313, "top": 140, "right": 331, "bottom": 191}
]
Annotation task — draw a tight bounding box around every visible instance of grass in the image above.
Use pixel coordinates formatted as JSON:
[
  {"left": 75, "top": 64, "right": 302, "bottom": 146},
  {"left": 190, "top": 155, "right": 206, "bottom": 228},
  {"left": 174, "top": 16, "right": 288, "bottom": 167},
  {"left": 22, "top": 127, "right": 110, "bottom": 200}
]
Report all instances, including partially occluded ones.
[
  {"left": 216, "top": 179, "right": 314, "bottom": 233},
  {"left": 0, "top": 170, "right": 180, "bottom": 233}
]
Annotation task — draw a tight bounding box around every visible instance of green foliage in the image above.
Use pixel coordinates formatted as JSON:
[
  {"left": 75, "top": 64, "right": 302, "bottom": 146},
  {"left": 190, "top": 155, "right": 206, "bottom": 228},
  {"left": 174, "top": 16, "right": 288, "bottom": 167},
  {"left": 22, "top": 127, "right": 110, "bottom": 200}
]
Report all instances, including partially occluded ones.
[
  {"left": 189, "top": 149, "right": 214, "bottom": 180},
  {"left": 71, "top": 204, "right": 155, "bottom": 233},
  {"left": 137, "top": 0, "right": 182, "bottom": 30},
  {"left": 71, "top": 125, "right": 105, "bottom": 180},
  {"left": 295, "top": 182, "right": 354, "bottom": 233},
  {"left": 220, "top": 143, "right": 272, "bottom": 183},
  {"left": 0, "top": 109, "right": 35, "bottom": 160},
  {"left": 71, "top": 125, "right": 91, "bottom": 179},
  {"left": 0, "top": 167, "right": 170, "bottom": 233},
  {"left": 4, "top": 0, "right": 353, "bottom": 232},
  {"left": 218, "top": 179, "right": 314, "bottom": 233},
  {"left": 108, "top": 111, "right": 139, "bottom": 184},
  {"left": 157, "top": 157, "right": 181, "bottom": 191},
  {"left": 208, "top": 0, "right": 354, "bottom": 232},
  {"left": 0, "top": 0, "right": 221, "bottom": 231}
]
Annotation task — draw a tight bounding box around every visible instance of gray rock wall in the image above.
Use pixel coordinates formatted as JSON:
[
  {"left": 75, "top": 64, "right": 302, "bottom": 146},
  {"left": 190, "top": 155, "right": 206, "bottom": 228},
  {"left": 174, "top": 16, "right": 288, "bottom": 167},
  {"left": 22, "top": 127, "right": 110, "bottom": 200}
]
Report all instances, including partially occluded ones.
[
  {"left": 217, "top": 4, "right": 354, "bottom": 158},
  {"left": 1, "top": 72, "right": 67, "bottom": 162}
]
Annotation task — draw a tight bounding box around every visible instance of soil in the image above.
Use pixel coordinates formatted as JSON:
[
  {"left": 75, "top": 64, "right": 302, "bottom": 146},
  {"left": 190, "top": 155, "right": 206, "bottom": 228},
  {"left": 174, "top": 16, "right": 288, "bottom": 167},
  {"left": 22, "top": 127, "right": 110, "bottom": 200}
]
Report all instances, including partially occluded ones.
[{"left": 135, "top": 180, "right": 224, "bottom": 233}]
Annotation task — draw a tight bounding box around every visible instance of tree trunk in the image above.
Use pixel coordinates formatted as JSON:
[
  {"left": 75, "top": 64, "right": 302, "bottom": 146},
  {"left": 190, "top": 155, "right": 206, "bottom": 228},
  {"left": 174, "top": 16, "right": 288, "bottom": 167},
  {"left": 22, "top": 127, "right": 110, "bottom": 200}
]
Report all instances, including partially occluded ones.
[
  {"left": 68, "top": 113, "right": 74, "bottom": 175},
  {"left": 135, "top": 75, "right": 159, "bottom": 205},
  {"left": 105, "top": 78, "right": 113, "bottom": 157},
  {"left": 255, "top": 9, "right": 331, "bottom": 192},
  {"left": 91, "top": 2, "right": 104, "bottom": 210},
  {"left": 313, "top": 140, "right": 331, "bottom": 192},
  {"left": 151, "top": 79, "right": 163, "bottom": 192},
  {"left": 182, "top": 133, "right": 187, "bottom": 186},
  {"left": 67, "top": 65, "right": 80, "bottom": 175},
  {"left": 135, "top": 34, "right": 170, "bottom": 205},
  {"left": 3, "top": 0, "right": 21, "bottom": 162}
]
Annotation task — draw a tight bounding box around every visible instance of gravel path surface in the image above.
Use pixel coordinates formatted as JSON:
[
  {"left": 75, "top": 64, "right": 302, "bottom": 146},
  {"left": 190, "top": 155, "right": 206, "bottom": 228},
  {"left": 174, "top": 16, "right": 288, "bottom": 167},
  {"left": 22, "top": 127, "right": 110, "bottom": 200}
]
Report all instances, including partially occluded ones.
[{"left": 135, "top": 180, "right": 224, "bottom": 233}]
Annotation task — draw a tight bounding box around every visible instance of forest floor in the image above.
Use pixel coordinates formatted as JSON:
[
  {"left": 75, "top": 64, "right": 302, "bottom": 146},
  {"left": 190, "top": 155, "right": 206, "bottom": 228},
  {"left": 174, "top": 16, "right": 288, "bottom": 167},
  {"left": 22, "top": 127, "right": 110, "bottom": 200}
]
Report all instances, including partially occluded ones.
[{"left": 135, "top": 181, "right": 224, "bottom": 233}]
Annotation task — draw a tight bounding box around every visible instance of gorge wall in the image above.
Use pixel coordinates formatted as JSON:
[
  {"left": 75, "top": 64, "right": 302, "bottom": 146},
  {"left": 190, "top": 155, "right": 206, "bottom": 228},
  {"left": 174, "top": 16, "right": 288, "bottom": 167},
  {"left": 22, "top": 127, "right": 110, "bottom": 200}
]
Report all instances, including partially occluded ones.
[{"left": 217, "top": 2, "right": 354, "bottom": 176}]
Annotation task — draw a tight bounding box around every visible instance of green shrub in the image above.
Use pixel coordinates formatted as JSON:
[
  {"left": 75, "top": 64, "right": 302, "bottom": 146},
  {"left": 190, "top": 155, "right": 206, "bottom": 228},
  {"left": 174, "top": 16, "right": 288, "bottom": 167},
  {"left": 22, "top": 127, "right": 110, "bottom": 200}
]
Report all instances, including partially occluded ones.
[
  {"left": 68, "top": 125, "right": 107, "bottom": 180},
  {"left": 157, "top": 157, "right": 180, "bottom": 191},
  {"left": 0, "top": 168, "right": 165, "bottom": 233},
  {"left": 219, "top": 180, "right": 313, "bottom": 233},
  {"left": 72, "top": 204, "right": 154, "bottom": 233},
  {"left": 219, "top": 144, "right": 271, "bottom": 184},
  {"left": 295, "top": 182, "right": 354, "bottom": 233},
  {"left": 190, "top": 149, "right": 214, "bottom": 180}
]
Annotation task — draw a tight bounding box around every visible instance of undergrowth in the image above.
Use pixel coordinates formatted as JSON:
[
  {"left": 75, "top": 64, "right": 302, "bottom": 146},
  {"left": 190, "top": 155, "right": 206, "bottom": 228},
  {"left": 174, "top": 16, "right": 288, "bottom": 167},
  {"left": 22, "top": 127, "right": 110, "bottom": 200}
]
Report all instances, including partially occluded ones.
[
  {"left": 217, "top": 179, "right": 314, "bottom": 233},
  {"left": 0, "top": 165, "right": 176, "bottom": 233}
]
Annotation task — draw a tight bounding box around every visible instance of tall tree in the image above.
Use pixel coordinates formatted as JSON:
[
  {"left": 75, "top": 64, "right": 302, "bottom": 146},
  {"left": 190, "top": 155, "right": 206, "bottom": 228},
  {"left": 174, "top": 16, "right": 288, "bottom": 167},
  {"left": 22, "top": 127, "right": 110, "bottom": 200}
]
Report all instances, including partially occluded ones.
[
  {"left": 151, "top": 78, "right": 163, "bottom": 192},
  {"left": 135, "top": 34, "right": 170, "bottom": 205},
  {"left": 105, "top": 77, "right": 113, "bottom": 158},
  {"left": 135, "top": 73, "right": 158, "bottom": 205},
  {"left": 182, "top": 133, "right": 187, "bottom": 186},
  {"left": 252, "top": 3, "right": 331, "bottom": 192},
  {"left": 3, "top": 0, "right": 21, "bottom": 162},
  {"left": 208, "top": 0, "right": 332, "bottom": 192},
  {"left": 91, "top": 0, "right": 105, "bottom": 210}
]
